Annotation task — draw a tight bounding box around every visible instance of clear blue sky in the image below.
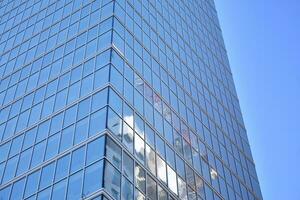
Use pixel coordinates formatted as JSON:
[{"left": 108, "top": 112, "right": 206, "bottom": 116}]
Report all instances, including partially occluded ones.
[{"left": 214, "top": 1, "right": 300, "bottom": 200}]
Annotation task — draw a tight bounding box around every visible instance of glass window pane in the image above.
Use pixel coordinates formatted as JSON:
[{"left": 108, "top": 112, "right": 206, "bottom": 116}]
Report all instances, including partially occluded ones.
[
  {"left": 49, "top": 113, "right": 63, "bottom": 135},
  {"left": 145, "top": 145, "right": 156, "bottom": 175},
  {"left": 3, "top": 156, "right": 18, "bottom": 182},
  {"left": 0, "top": 142, "right": 10, "bottom": 163},
  {"left": 135, "top": 190, "right": 145, "bottom": 200},
  {"left": 154, "top": 111, "right": 163, "bottom": 135},
  {"left": 31, "top": 140, "right": 46, "bottom": 168},
  {"left": 89, "top": 107, "right": 106, "bottom": 136},
  {"left": 167, "top": 166, "right": 178, "bottom": 195},
  {"left": 156, "top": 135, "right": 165, "bottom": 158},
  {"left": 24, "top": 170, "right": 41, "bottom": 198},
  {"left": 55, "top": 154, "right": 71, "bottom": 182},
  {"left": 124, "top": 80, "right": 133, "bottom": 104},
  {"left": 157, "top": 185, "right": 168, "bottom": 200},
  {"left": 122, "top": 177, "right": 133, "bottom": 200},
  {"left": 9, "top": 135, "right": 23, "bottom": 157},
  {"left": 86, "top": 136, "right": 105, "bottom": 165},
  {"left": 77, "top": 97, "right": 91, "bottom": 120},
  {"left": 192, "top": 150, "right": 201, "bottom": 174},
  {"left": 52, "top": 179, "right": 67, "bottom": 199},
  {"left": 10, "top": 177, "right": 26, "bottom": 200},
  {"left": 187, "top": 186, "right": 197, "bottom": 200},
  {"left": 92, "top": 88, "right": 107, "bottom": 112},
  {"left": 70, "top": 65, "right": 82, "bottom": 84},
  {"left": 178, "top": 177, "right": 188, "bottom": 200},
  {"left": 106, "top": 137, "right": 121, "bottom": 170},
  {"left": 94, "top": 66, "right": 109, "bottom": 89},
  {"left": 164, "top": 120, "right": 173, "bottom": 144},
  {"left": 22, "top": 128, "right": 37, "bottom": 150},
  {"left": 95, "top": 49, "right": 110, "bottom": 70},
  {"left": 110, "top": 67, "right": 123, "bottom": 94},
  {"left": 70, "top": 146, "right": 86, "bottom": 173},
  {"left": 123, "top": 102, "right": 134, "bottom": 128},
  {"left": 63, "top": 104, "right": 78, "bottom": 128},
  {"left": 74, "top": 117, "right": 89, "bottom": 145},
  {"left": 67, "top": 170, "right": 83, "bottom": 200},
  {"left": 205, "top": 184, "right": 214, "bottom": 200},
  {"left": 122, "top": 122, "right": 133, "bottom": 152},
  {"left": 146, "top": 175, "right": 157, "bottom": 200},
  {"left": 39, "top": 162, "right": 55, "bottom": 189},
  {"left": 156, "top": 156, "right": 167, "bottom": 183},
  {"left": 36, "top": 119, "right": 50, "bottom": 142},
  {"left": 59, "top": 125, "right": 74, "bottom": 152},
  {"left": 37, "top": 187, "right": 51, "bottom": 200},
  {"left": 134, "top": 114, "right": 144, "bottom": 138},
  {"left": 183, "top": 141, "right": 192, "bottom": 164},
  {"left": 145, "top": 124, "right": 155, "bottom": 148},
  {"left": 166, "top": 145, "right": 175, "bottom": 169},
  {"left": 0, "top": 186, "right": 11, "bottom": 200},
  {"left": 134, "top": 133, "right": 144, "bottom": 163},
  {"left": 123, "top": 152, "right": 133, "bottom": 181},
  {"left": 45, "top": 132, "right": 60, "bottom": 160},
  {"left": 107, "top": 108, "right": 122, "bottom": 140},
  {"left": 176, "top": 155, "right": 185, "bottom": 179},
  {"left": 104, "top": 161, "right": 121, "bottom": 200},
  {"left": 135, "top": 164, "right": 146, "bottom": 194},
  {"left": 109, "top": 88, "right": 122, "bottom": 116},
  {"left": 186, "top": 165, "right": 195, "bottom": 189},
  {"left": 83, "top": 160, "right": 104, "bottom": 196},
  {"left": 134, "top": 90, "right": 143, "bottom": 117}
]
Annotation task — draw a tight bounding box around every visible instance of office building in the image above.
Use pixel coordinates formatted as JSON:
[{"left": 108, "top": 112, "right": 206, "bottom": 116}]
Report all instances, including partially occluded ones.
[{"left": 0, "top": 0, "right": 262, "bottom": 199}]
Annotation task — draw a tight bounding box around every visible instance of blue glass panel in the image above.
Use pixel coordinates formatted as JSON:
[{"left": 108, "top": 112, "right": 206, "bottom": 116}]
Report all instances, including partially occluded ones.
[
  {"left": 86, "top": 136, "right": 105, "bottom": 165},
  {"left": 24, "top": 170, "right": 41, "bottom": 198},
  {"left": 66, "top": 170, "right": 83, "bottom": 200},
  {"left": 45, "top": 133, "right": 60, "bottom": 160},
  {"left": 37, "top": 187, "right": 51, "bottom": 200},
  {"left": 63, "top": 104, "right": 78, "bottom": 128},
  {"left": 83, "top": 160, "right": 104, "bottom": 196},
  {"left": 70, "top": 146, "right": 86, "bottom": 173},
  {"left": 91, "top": 88, "right": 108, "bottom": 112},
  {"left": 78, "top": 97, "right": 91, "bottom": 121},
  {"left": 104, "top": 161, "right": 121, "bottom": 200},
  {"left": 109, "top": 88, "right": 122, "bottom": 116},
  {"left": 49, "top": 112, "right": 63, "bottom": 136},
  {"left": 59, "top": 125, "right": 74, "bottom": 152},
  {"left": 22, "top": 127, "right": 37, "bottom": 150},
  {"left": 74, "top": 117, "right": 89, "bottom": 145},
  {"left": 94, "top": 66, "right": 109, "bottom": 91},
  {"left": 55, "top": 154, "right": 71, "bottom": 182},
  {"left": 36, "top": 119, "right": 50, "bottom": 142},
  {"left": 31, "top": 140, "right": 46, "bottom": 168},
  {"left": 107, "top": 108, "right": 122, "bottom": 140},
  {"left": 89, "top": 107, "right": 106, "bottom": 136},
  {"left": 16, "top": 147, "right": 33, "bottom": 176},
  {"left": 0, "top": 142, "right": 10, "bottom": 163},
  {"left": 2, "top": 156, "right": 18, "bottom": 183},
  {"left": 0, "top": 185, "right": 11, "bottom": 200},
  {"left": 11, "top": 177, "right": 26, "bottom": 200},
  {"left": 52, "top": 179, "right": 67, "bottom": 199},
  {"left": 39, "top": 162, "right": 56, "bottom": 189}
]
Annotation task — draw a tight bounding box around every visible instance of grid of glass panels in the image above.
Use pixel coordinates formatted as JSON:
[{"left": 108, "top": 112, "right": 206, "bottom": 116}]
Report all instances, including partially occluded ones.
[
  {"left": 0, "top": 134, "right": 106, "bottom": 199},
  {"left": 0, "top": 0, "right": 113, "bottom": 199},
  {"left": 0, "top": 0, "right": 262, "bottom": 199},
  {"left": 107, "top": 0, "right": 262, "bottom": 199}
]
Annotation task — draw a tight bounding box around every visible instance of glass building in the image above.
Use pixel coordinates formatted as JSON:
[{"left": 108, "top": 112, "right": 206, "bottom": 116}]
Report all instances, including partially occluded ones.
[{"left": 0, "top": 0, "right": 262, "bottom": 200}]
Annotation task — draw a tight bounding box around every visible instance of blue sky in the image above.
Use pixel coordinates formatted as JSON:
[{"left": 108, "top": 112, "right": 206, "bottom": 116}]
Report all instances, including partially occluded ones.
[{"left": 214, "top": 1, "right": 300, "bottom": 200}]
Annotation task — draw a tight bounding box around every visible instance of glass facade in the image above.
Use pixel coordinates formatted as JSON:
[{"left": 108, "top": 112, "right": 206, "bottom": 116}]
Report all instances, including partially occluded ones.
[{"left": 0, "top": 0, "right": 262, "bottom": 200}]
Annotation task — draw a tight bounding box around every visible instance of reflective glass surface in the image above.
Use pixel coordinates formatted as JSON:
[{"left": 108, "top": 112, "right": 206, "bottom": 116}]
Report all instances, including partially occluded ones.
[{"left": 0, "top": 0, "right": 261, "bottom": 199}]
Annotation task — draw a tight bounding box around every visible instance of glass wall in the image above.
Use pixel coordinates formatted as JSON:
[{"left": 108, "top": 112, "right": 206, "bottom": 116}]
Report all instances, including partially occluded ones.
[{"left": 0, "top": 0, "right": 262, "bottom": 199}]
